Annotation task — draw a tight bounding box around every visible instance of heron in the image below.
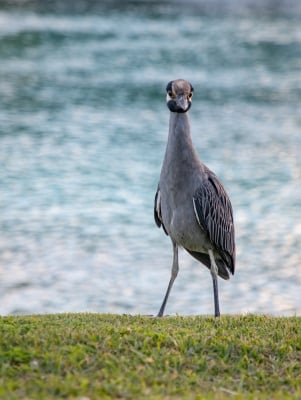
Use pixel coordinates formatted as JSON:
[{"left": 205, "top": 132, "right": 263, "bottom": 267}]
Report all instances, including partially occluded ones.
[{"left": 154, "top": 79, "right": 235, "bottom": 317}]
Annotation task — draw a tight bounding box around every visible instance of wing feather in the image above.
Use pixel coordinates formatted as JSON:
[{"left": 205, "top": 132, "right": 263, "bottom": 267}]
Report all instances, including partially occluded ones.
[
  {"left": 193, "top": 171, "right": 235, "bottom": 274},
  {"left": 154, "top": 187, "right": 168, "bottom": 235}
]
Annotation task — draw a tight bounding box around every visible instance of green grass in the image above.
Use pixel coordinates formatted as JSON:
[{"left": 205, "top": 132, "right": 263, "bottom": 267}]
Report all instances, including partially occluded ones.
[{"left": 0, "top": 314, "right": 300, "bottom": 399}]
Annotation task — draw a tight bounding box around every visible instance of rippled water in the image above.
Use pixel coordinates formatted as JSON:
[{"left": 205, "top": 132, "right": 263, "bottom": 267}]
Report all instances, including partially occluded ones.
[{"left": 0, "top": 1, "right": 301, "bottom": 316}]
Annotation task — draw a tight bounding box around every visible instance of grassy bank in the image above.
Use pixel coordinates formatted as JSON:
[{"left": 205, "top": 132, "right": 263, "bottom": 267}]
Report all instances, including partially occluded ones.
[{"left": 0, "top": 314, "right": 300, "bottom": 399}]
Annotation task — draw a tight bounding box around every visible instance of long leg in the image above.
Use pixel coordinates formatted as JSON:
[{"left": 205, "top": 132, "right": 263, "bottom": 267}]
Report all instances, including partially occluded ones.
[
  {"left": 157, "top": 241, "right": 179, "bottom": 317},
  {"left": 208, "top": 249, "right": 220, "bottom": 317}
]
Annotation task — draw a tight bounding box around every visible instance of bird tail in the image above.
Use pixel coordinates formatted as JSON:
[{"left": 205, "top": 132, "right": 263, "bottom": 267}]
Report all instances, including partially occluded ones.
[{"left": 185, "top": 250, "right": 231, "bottom": 280}]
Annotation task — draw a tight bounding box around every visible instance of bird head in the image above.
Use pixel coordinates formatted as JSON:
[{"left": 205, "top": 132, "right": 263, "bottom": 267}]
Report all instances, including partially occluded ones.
[{"left": 166, "top": 79, "right": 194, "bottom": 113}]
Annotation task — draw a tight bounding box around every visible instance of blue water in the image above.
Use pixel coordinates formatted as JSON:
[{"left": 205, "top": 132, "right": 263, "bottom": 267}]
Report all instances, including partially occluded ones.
[{"left": 0, "top": 1, "right": 301, "bottom": 316}]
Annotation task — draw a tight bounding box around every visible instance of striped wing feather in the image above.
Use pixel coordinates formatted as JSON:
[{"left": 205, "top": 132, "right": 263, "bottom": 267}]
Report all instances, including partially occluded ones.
[
  {"left": 154, "top": 187, "right": 168, "bottom": 235},
  {"left": 193, "top": 171, "right": 235, "bottom": 275}
]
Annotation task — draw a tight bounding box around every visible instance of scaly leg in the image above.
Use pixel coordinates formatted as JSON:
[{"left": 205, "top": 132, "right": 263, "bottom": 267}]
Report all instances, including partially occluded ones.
[
  {"left": 208, "top": 249, "right": 220, "bottom": 317},
  {"left": 157, "top": 241, "right": 179, "bottom": 317}
]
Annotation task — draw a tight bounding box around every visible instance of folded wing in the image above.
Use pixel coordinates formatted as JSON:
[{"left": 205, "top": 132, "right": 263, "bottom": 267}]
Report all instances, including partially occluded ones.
[{"left": 192, "top": 170, "right": 235, "bottom": 276}]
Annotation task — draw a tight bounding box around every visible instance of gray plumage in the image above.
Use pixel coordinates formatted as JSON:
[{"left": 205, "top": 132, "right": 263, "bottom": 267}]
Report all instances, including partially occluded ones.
[{"left": 154, "top": 79, "right": 235, "bottom": 317}]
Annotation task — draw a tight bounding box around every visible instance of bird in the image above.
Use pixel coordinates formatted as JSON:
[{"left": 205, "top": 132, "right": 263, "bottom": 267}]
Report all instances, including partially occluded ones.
[{"left": 154, "top": 78, "right": 235, "bottom": 317}]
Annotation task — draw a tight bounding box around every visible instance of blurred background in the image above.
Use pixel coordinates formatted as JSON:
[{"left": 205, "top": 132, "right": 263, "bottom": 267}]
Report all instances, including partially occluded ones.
[{"left": 0, "top": 0, "right": 300, "bottom": 316}]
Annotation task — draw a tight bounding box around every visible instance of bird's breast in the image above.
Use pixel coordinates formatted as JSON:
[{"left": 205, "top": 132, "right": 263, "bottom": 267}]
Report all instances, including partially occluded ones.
[{"left": 159, "top": 188, "right": 211, "bottom": 252}]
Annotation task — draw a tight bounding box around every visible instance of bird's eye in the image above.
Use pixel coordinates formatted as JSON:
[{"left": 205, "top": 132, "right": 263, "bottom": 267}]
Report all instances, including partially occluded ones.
[
  {"left": 188, "top": 92, "right": 193, "bottom": 98},
  {"left": 167, "top": 91, "right": 173, "bottom": 97}
]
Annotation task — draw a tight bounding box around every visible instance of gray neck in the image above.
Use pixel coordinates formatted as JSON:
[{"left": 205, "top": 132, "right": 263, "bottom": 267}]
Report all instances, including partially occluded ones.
[
  {"left": 164, "top": 112, "right": 199, "bottom": 168},
  {"left": 159, "top": 111, "right": 202, "bottom": 191},
  {"left": 168, "top": 112, "right": 192, "bottom": 144}
]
